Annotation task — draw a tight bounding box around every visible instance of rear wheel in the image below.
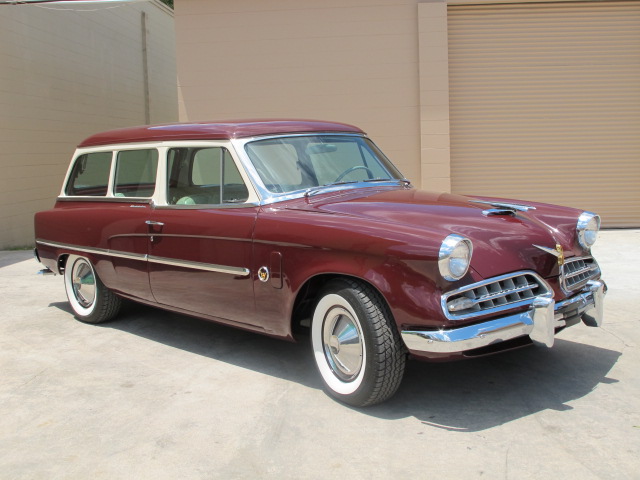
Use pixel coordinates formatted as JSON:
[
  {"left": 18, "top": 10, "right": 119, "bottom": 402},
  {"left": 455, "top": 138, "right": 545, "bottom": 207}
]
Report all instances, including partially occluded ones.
[
  {"left": 311, "top": 279, "right": 406, "bottom": 407},
  {"left": 63, "top": 255, "right": 121, "bottom": 324}
]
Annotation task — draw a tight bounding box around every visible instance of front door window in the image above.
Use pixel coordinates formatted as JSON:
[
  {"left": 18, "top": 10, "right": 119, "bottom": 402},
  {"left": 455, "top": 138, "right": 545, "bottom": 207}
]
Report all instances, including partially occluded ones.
[{"left": 167, "top": 147, "right": 249, "bottom": 205}]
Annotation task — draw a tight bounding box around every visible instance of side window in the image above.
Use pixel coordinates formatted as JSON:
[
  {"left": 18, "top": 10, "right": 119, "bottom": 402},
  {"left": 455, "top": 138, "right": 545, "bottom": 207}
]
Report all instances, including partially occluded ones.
[
  {"left": 65, "top": 152, "right": 112, "bottom": 196},
  {"left": 192, "top": 148, "right": 221, "bottom": 185},
  {"left": 114, "top": 149, "right": 158, "bottom": 198},
  {"left": 167, "top": 147, "right": 249, "bottom": 205}
]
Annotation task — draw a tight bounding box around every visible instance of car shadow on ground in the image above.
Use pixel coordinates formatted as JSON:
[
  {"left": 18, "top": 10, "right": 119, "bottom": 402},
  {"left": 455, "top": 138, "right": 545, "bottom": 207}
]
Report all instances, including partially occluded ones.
[
  {"left": 50, "top": 301, "right": 621, "bottom": 431},
  {"left": 370, "top": 341, "right": 620, "bottom": 430},
  {"left": 50, "top": 300, "right": 322, "bottom": 390}
]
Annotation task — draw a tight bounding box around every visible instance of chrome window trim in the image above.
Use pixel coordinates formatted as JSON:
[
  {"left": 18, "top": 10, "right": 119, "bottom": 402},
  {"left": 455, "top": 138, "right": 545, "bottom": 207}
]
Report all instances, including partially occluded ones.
[
  {"left": 59, "top": 142, "right": 262, "bottom": 207},
  {"left": 56, "top": 196, "right": 153, "bottom": 204},
  {"left": 153, "top": 202, "right": 260, "bottom": 210},
  {"left": 58, "top": 135, "right": 406, "bottom": 209},
  {"left": 35, "top": 239, "right": 250, "bottom": 277},
  {"left": 441, "top": 270, "right": 552, "bottom": 321}
]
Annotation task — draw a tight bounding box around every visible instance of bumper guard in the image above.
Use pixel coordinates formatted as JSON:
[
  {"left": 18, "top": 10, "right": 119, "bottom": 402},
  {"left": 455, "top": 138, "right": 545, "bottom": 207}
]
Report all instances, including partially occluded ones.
[{"left": 401, "top": 280, "right": 606, "bottom": 354}]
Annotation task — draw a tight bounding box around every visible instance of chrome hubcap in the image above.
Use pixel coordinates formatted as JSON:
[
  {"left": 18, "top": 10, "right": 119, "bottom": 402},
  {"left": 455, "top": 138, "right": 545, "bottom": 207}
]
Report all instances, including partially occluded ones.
[
  {"left": 322, "top": 306, "right": 363, "bottom": 382},
  {"left": 72, "top": 260, "right": 96, "bottom": 308}
]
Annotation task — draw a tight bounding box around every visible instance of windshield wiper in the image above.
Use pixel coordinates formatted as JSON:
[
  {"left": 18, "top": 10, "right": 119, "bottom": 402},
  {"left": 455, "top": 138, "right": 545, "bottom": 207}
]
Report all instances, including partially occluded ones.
[
  {"left": 362, "top": 178, "right": 411, "bottom": 186},
  {"left": 304, "top": 181, "right": 355, "bottom": 197},
  {"left": 304, "top": 178, "right": 409, "bottom": 198}
]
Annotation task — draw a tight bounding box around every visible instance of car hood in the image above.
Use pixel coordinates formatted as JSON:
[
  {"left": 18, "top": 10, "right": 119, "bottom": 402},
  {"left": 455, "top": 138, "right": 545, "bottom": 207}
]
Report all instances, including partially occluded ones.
[{"left": 293, "top": 187, "right": 584, "bottom": 280}]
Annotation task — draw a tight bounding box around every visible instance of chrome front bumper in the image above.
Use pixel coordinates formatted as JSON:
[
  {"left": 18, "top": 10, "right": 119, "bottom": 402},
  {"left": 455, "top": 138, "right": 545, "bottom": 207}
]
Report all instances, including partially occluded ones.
[{"left": 401, "top": 280, "right": 606, "bottom": 354}]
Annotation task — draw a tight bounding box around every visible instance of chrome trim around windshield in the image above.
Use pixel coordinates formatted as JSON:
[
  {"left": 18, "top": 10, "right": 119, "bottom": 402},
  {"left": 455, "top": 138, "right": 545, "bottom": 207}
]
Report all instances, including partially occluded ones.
[{"left": 35, "top": 239, "right": 250, "bottom": 277}]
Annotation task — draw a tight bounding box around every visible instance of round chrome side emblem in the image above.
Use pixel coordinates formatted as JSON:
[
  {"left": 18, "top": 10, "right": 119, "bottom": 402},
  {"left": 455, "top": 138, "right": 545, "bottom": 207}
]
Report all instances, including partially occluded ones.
[{"left": 258, "top": 266, "right": 270, "bottom": 282}]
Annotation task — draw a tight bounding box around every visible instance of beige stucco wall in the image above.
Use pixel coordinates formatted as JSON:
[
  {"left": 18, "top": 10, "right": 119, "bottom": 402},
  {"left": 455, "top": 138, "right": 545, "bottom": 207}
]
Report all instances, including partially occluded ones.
[
  {"left": 171, "top": 0, "right": 484, "bottom": 193},
  {"left": 175, "top": 0, "right": 422, "bottom": 187},
  {"left": 174, "top": 0, "right": 640, "bottom": 227},
  {"left": 0, "top": 0, "right": 177, "bottom": 249}
]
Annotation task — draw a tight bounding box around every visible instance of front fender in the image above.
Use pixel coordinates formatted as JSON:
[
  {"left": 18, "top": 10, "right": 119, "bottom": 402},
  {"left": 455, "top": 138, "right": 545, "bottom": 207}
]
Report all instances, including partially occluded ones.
[{"left": 251, "top": 208, "right": 451, "bottom": 337}]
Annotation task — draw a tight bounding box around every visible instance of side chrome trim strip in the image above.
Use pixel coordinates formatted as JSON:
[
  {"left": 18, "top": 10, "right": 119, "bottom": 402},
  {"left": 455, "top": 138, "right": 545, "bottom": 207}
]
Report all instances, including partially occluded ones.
[
  {"left": 147, "top": 256, "right": 249, "bottom": 276},
  {"left": 110, "top": 250, "right": 149, "bottom": 261},
  {"left": 35, "top": 239, "right": 250, "bottom": 277},
  {"left": 35, "top": 240, "right": 143, "bottom": 260}
]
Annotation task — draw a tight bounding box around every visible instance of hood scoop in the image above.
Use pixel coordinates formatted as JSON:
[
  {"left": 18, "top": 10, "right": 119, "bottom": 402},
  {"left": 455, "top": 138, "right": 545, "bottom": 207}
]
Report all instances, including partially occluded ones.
[
  {"left": 483, "top": 208, "right": 517, "bottom": 217},
  {"left": 470, "top": 199, "right": 537, "bottom": 217}
]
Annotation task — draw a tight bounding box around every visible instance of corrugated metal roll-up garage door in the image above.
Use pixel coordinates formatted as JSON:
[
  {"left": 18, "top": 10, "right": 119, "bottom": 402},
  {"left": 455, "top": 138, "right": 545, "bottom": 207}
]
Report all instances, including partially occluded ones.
[{"left": 448, "top": 1, "right": 640, "bottom": 228}]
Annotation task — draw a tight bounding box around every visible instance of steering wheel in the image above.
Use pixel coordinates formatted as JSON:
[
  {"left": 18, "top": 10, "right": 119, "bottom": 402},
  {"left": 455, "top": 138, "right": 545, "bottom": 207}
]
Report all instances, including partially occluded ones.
[{"left": 334, "top": 166, "right": 375, "bottom": 183}]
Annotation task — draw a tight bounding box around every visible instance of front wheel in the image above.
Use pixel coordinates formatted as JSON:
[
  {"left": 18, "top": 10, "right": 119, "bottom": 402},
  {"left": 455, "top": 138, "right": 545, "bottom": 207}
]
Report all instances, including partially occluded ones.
[
  {"left": 63, "top": 255, "right": 121, "bottom": 324},
  {"left": 311, "top": 279, "right": 406, "bottom": 407}
]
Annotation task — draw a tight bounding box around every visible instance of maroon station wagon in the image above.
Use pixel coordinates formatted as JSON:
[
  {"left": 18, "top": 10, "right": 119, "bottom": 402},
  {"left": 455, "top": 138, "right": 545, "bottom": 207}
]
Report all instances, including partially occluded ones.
[{"left": 34, "top": 120, "right": 606, "bottom": 406}]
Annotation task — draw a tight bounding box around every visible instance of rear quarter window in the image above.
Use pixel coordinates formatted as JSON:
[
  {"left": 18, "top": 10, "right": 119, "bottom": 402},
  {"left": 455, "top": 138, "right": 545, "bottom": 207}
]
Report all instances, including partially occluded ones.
[
  {"left": 114, "top": 149, "right": 158, "bottom": 198},
  {"left": 65, "top": 152, "right": 112, "bottom": 196}
]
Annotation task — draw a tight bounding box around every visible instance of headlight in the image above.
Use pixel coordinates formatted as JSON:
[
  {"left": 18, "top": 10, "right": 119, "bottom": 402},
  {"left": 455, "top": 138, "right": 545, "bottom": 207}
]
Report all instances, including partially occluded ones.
[
  {"left": 438, "top": 234, "right": 473, "bottom": 281},
  {"left": 577, "top": 211, "right": 600, "bottom": 249}
]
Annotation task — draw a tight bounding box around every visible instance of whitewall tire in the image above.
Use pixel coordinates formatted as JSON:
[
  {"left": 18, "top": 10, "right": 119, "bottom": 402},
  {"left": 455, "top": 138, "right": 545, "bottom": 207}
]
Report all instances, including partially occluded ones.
[
  {"left": 63, "top": 255, "right": 121, "bottom": 324},
  {"left": 311, "top": 279, "right": 406, "bottom": 407}
]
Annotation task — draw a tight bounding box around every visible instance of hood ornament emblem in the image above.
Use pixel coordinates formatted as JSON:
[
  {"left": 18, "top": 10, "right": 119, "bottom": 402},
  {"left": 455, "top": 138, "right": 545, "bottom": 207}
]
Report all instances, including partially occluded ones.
[{"left": 533, "top": 244, "right": 565, "bottom": 266}]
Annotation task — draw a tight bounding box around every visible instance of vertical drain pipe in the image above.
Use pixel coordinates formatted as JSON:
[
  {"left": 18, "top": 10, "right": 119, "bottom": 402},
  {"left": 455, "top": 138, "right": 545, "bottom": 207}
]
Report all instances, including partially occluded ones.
[{"left": 141, "top": 11, "right": 151, "bottom": 125}]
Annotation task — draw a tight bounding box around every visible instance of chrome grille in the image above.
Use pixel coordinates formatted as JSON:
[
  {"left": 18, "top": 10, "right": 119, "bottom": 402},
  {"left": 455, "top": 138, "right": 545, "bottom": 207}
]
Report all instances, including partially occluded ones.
[
  {"left": 561, "top": 257, "right": 599, "bottom": 292},
  {"left": 442, "top": 272, "right": 551, "bottom": 321}
]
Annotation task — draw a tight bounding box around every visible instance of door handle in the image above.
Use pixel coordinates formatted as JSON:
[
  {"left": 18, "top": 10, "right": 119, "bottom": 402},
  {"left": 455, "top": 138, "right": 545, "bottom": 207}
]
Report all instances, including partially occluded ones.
[{"left": 145, "top": 220, "right": 165, "bottom": 226}]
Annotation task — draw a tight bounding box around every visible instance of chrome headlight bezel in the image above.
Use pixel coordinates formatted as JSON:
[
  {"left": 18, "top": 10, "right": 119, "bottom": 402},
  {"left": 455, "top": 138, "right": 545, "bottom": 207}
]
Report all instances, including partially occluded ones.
[
  {"left": 577, "top": 211, "right": 600, "bottom": 249},
  {"left": 438, "top": 234, "right": 473, "bottom": 281}
]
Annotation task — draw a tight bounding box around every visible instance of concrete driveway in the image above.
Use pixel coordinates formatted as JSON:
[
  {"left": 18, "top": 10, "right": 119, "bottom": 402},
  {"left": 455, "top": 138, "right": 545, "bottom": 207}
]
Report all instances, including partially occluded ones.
[{"left": 1, "top": 230, "right": 639, "bottom": 479}]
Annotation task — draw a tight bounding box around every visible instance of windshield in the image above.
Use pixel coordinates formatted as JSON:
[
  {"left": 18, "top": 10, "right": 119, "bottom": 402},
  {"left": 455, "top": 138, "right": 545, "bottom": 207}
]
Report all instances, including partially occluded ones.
[{"left": 244, "top": 135, "right": 404, "bottom": 194}]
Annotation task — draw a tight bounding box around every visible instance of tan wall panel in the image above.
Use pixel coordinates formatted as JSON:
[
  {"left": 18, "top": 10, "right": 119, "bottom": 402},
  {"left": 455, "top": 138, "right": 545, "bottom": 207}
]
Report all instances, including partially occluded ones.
[
  {"left": 175, "top": 0, "right": 421, "bottom": 184},
  {"left": 448, "top": 1, "right": 640, "bottom": 228},
  {"left": 0, "top": 1, "right": 177, "bottom": 248},
  {"left": 418, "top": 2, "right": 452, "bottom": 192}
]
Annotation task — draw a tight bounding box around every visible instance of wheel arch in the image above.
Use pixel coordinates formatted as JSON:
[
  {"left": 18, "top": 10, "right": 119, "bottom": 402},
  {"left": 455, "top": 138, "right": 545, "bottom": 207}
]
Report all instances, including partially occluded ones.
[
  {"left": 290, "top": 272, "right": 395, "bottom": 339},
  {"left": 54, "top": 253, "right": 70, "bottom": 275}
]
